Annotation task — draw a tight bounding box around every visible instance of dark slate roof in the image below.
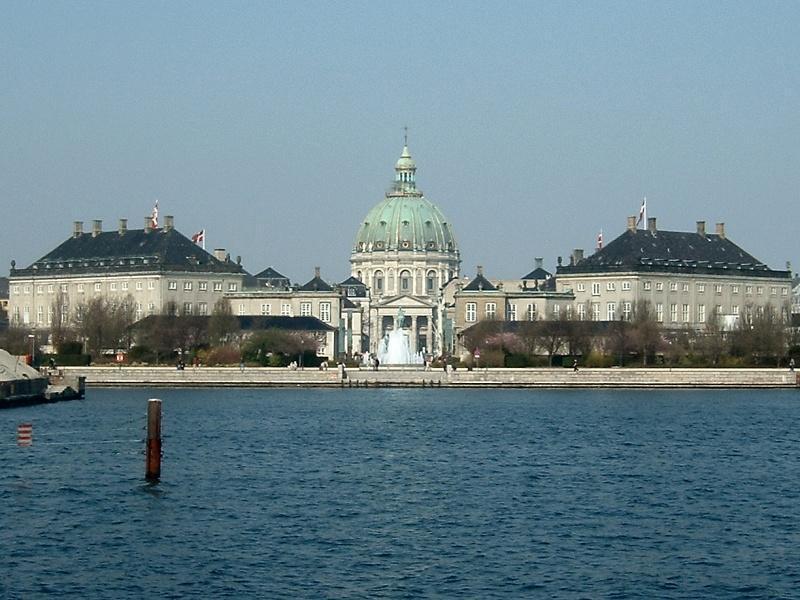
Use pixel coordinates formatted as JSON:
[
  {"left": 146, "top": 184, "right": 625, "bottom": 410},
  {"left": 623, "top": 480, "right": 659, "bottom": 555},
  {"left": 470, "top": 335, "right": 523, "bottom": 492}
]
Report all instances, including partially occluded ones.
[
  {"left": 12, "top": 228, "right": 248, "bottom": 277},
  {"left": 521, "top": 267, "right": 551, "bottom": 280},
  {"left": 342, "top": 297, "right": 358, "bottom": 309},
  {"left": 462, "top": 273, "right": 497, "bottom": 291},
  {"left": 557, "top": 228, "right": 790, "bottom": 279},
  {"left": 0, "top": 277, "right": 8, "bottom": 297},
  {"left": 297, "top": 275, "right": 334, "bottom": 292},
  {"left": 340, "top": 276, "right": 367, "bottom": 298},
  {"left": 255, "top": 266, "right": 290, "bottom": 281},
  {"left": 339, "top": 276, "right": 365, "bottom": 286}
]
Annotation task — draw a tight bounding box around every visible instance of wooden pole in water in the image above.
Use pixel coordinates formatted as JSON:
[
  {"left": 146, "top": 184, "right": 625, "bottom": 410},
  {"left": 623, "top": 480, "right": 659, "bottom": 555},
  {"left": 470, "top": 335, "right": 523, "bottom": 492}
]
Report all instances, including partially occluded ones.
[{"left": 146, "top": 398, "right": 162, "bottom": 481}]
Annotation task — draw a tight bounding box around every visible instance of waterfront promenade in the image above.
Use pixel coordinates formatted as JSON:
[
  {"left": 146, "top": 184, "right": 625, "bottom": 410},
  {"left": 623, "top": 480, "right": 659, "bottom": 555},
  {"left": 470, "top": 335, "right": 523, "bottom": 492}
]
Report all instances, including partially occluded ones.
[{"left": 63, "top": 365, "right": 799, "bottom": 388}]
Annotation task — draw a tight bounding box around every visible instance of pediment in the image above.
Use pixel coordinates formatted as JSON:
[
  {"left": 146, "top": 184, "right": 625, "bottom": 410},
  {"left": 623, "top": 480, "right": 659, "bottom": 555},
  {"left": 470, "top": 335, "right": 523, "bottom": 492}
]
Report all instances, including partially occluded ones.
[{"left": 374, "top": 294, "right": 435, "bottom": 309}]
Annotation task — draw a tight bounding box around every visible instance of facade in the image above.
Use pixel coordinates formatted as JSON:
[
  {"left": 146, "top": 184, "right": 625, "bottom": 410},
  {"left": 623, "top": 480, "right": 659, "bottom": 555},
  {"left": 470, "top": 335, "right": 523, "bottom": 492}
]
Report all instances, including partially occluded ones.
[
  {"left": 7, "top": 216, "right": 247, "bottom": 331},
  {"left": 350, "top": 144, "right": 461, "bottom": 356},
  {"left": 556, "top": 217, "right": 792, "bottom": 328},
  {"left": 451, "top": 266, "right": 575, "bottom": 354}
]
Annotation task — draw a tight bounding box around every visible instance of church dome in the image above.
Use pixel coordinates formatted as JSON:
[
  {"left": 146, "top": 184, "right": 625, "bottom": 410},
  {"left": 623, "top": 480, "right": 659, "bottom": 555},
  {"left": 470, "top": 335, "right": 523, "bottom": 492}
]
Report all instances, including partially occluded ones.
[{"left": 353, "top": 145, "right": 458, "bottom": 254}]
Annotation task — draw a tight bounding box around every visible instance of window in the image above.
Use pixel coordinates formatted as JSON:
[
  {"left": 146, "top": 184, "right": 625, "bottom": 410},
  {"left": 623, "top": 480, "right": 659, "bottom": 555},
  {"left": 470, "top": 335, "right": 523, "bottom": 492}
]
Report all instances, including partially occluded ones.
[
  {"left": 656, "top": 303, "right": 663, "bottom": 322},
  {"left": 198, "top": 302, "right": 208, "bottom": 316},
  {"left": 426, "top": 271, "right": 436, "bottom": 293},
  {"left": 37, "top": 306, "right": 44, "bottom": 324},
  {"left": 466, "top": 302, "right": 477, "bottom": 322},
  {"left": 715, "top": 284, "right": 723, "bottom": 294},
  {"left": 183, "top": 303, "right": 193, "bottom": 315},
  {"left": 260, "top": 303, "right": 271, "bottom": 315},
  {"left": 746, "top": 285, "right": 753, "bottom": 295},
  {"left": 213, "top": 282, "right": 223, "bottom": 292},
  {"left": 281, "top": 303, "right": 291, "bottom": 316},
  {"left": 300, "top": 302, "right": 312, "bottom": 316},
  {"left": 697, "top": 283, "right": 705, "bottom": 293},
  {"left": 374, "top": 271, "right": 384, "bottom": 292},
  {"left": 238, "top": 303, "right": 245, "bottom": 316},
  {"left": 670, "top": 303, "right": 678, "bottom": 322},
  {"left": 320, "top": 302, "right": 331, "bottom": 323},
  {"left": 577, "top": 283, "right": 586, "bottom": 292},
  {"left": 622, "top": 302, "right": 632, "bottom": 321},
  {"left": 782, "top": 287, "right": 788, "bottom": 296},
  {"left": 400, "top": 270, "right": 411, "bottom": 293},
  {"left": 622, "top": 281, "right": 631, "bottom": 291},
  {"left": 199, "top": 282, "right": 208, "bottom": 291},
  {"left": 682, "top": 283, "right": 689, "bottom": 292},
  {"left": 698, "top": 304, "right": 706, "bottom": 323},
  {"left": 643, "top": 281, "right": 652, "bottom": 291},
  {"left": 23, "top": 285, "right": 30, "bottom": 294},
  {"left": 228, "top": 283, "right": 238, "bottom": 292},
  {"left": 78, "top": 283, "right": 85, "bottom": 293},
  {"left": 110, "top": 282, "right": 117, "bottom": 291},
  {"left": 526, "top": 303, "right": 536, "bottom": 321},
  {"left": 607, "top": 302, "right": 616, "bottom": 321},
  {"left": 136, "top": 281, "right": 143, "bottom": 291},
  {"left": 485, "top": 302, "right": 497, "bottom": 319},
  {"left": 732, "top": 285, "right": 739, "bottom": 294},
  {"left": 121, "top": 282, "right": 128, "bottom": 291},
  {"left": 507, "top": 303, "right": 517, "bottom": 321},
  {"left": 606, "top": 282, "right": 616, "bottom": 291},
  {"left": 22, "top": 305, "right": 31, "bottom": 323},
  {"left": 656, "top": 282, "right": 663, "bottom": 291},
  {"left": 36, "top": 285, "right": 43, "bottom": 295},
  {"left": 591, "top": 283, "right": 600, "bottom": 296},
  {"left": 757, "top": 286, "right": 763, "bottom": 295},
  {"left": 168, "top": 281, "right": 177, "bottom": 290},
  {"left": 771, "top": 287, "right": 777, "bottom": 296},
  {"left": 148, "top": 280, "right": 155, "bottom": 290},
  {"left": 47, "top": 284, "right": 54, "bottom": 294},
  {"left": 715, "top": 304, "right": 723, "bottom": 318},
  {"left": 577, "top": 304, "right": 586, "bottom": 320},
  {"left": 135, "top": 302, "right": 143, "bottom": 320},
  {"left": 732, "top": 305, "right": 739, "bottom": 316},
  {"left": 94, "top": 282, "right": 102, "bottom": 292},
  {"left": 682, "top": 304, "right": 690, "bottom": 322},
  {"left": 148, "top": 302, "right": 155, "bottom": 315},
  {"left": 11, "top": 285, "right": 19, "bottom": 294},
  {"left": 670, "top": 282, "right": 678, "bottom": 292},
  {"left": 592, "top": 303, "right": 601, "bottom": 321},
  {"left": 184, "top": 281, "right": 193, "bottom": 291},
  {"left": 553, "top": 304, "right": 560, "bottom": 317}
]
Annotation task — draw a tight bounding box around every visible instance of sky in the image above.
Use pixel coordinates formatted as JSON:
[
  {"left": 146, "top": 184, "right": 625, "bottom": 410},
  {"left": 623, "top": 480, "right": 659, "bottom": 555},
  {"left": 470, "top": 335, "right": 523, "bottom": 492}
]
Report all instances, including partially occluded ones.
[{"left": 1, "top": 1, "right": 799, "bottom": 284}]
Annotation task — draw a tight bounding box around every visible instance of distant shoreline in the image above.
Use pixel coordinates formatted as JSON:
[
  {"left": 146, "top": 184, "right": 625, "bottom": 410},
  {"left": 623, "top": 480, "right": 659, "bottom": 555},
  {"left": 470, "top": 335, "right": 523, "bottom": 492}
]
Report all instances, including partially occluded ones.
[{"left": 62, "top": 366, "right": 799, "bottom": 389}]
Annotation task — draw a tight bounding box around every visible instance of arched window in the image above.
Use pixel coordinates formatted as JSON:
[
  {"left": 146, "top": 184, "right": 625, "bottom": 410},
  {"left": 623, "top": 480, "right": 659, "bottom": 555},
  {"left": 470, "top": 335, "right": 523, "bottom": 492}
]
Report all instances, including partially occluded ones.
[
  {"left": 374, "top": 270, "right": 384, "bottom": 293},
  {"left": 426, "top": 270, "right": 437, "bottom": 293},
  {"left": 400, "top": 270, "right": 411, "bottom": 293}
]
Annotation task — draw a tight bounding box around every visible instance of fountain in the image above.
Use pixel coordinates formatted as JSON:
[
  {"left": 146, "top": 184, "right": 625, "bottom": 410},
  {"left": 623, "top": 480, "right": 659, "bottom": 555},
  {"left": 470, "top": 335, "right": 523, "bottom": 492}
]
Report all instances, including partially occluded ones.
[{"left": 376, "top": 308, "right": 426, "bottom": 366}]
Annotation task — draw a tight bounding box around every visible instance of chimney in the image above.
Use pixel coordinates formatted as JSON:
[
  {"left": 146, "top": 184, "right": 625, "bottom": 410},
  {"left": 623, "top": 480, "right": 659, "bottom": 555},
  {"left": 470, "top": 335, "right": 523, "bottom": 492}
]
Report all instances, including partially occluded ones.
[
  {"left": 118, "top": 218, "right": 127, "bottom": 235},
  {"left": 648, "top": 217, "right": 657, "bottom": 233},
  {"left": 627, "top": 216, "right": 637, "bottom": 231},
  {"left": 213, "top": 248, "right": 227, "bottom": 262},
  {"left": 315, "top": 266, "right": 321, "bottom": 278},
  {"left": 535, "top": 257, "right": 543, "bottom": 270},
  {"left": 144, "top": 216, "right": 152, "bottom": 233},
  {"left": 163, "top": 215, "right": 174, "bottom": 231},
  {"left": 696, "top": 221, "right": 706, "bottom": 236},
  {"left": 715, "top": 222, "right": 725, "bottom": 239},
  {"left": 92, "top": 219, "right": 102, "bottom": 237},
  {"left": 477, "top": 265, "right": 483, "bottom": 276},
  {"left": 73, "top": 221, "right": 83, "bottom": 238},
  {"left": 786, "top": 261, "right": 792, "bottom": 273},
  {"left": 573, "top": 248, "right": 584, "bottom": 263}
]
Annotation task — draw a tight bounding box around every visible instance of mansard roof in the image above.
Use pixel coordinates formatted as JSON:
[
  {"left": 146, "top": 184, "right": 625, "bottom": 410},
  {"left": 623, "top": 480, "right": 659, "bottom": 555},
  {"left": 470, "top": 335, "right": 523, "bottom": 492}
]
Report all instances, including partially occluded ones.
[
  {"left": 521, "top": 267, "right": 551, "bottom": 280},
  {"left": 340, "top": 276, "right": 365, "bottom": 287},
  {"left": 12, "top": 227, "right": 247, "bottom": 277},
  {"left": 297, "top": 275, "right": 334, "bottom": 292},
  {"left": 558, "top": 227, "right": 790, "bottom": 279},
  {"left": 462, "top": 273, "right": 497, "bottom": 291}
]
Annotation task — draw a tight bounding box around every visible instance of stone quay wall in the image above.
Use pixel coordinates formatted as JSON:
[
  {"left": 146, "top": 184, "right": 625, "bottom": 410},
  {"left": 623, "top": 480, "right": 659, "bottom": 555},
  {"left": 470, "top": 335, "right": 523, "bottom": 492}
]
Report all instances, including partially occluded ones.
[{"left": 63, "top": 366, "right": 800, "bottom": 389}]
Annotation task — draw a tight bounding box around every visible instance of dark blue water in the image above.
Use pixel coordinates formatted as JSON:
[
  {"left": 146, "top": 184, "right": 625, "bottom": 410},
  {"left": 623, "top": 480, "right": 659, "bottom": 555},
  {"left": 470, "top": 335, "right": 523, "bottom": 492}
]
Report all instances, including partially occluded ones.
[{"left": 2, "top": 388, "right": 800, "bottom": 599}]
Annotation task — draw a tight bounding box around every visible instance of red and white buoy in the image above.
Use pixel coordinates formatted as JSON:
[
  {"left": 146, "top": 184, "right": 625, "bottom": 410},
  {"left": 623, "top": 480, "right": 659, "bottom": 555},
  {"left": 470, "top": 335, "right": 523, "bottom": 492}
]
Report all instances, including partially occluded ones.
[{"left": 17, "top": 423, "right": 33, "bottom": 447}]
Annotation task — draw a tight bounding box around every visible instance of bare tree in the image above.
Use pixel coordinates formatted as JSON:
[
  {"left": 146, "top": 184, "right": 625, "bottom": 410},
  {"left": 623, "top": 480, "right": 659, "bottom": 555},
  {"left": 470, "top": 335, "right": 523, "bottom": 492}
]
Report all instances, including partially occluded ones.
[{"left": 209, "top": 298, "right": 238, "bottom": 345}]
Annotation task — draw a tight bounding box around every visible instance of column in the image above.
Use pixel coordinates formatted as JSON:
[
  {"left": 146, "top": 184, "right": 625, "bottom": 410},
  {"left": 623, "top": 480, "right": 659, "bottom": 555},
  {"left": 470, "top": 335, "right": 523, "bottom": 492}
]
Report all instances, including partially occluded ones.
[
  {"left": 425, "top": 315, "right": 433, "bottom": 355},
  {"left": 411, "top": 315, "right": 418, "bottom": 353}
]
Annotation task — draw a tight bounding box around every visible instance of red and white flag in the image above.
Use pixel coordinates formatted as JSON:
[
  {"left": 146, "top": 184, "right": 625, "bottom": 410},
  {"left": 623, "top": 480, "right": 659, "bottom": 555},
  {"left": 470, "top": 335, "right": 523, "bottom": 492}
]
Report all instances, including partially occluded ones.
[
  {"left": 151, "top": 200, "right": 159, "bottom": 229},
  {"left": 636, "top": 197, "right": 647, "bottom": 227},
  {"left": 191, "top": 229, "right": 205, "bottom": 248}
]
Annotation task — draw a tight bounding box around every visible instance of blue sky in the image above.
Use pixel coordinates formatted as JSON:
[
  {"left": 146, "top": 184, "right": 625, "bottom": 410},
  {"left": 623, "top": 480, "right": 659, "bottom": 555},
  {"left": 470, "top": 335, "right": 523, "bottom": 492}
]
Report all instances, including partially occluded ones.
[{"left": 1, "top": 1, "right": 798, "bottom": 282}]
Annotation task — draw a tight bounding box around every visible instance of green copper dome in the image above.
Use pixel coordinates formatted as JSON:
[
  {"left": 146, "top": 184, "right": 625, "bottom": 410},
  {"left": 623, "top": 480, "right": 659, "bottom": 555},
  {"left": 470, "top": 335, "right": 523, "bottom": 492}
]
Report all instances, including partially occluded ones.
[{"left": 353, "top": 145, "right": 458, "bottom": 254}]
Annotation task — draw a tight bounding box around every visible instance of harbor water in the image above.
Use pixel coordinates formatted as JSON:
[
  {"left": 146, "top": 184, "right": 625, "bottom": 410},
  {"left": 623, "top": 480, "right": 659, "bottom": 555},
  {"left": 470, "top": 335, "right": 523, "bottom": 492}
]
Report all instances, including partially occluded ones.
[{"left": 2, "top": 388, "right": 799, "bottom": 598}]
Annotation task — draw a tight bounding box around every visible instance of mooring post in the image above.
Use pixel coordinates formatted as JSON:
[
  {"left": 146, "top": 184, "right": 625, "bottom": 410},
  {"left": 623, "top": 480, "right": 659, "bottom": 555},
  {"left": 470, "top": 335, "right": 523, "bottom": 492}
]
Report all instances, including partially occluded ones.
[{"left": 146, "top": 398, "right": 162, "bottom": 481}]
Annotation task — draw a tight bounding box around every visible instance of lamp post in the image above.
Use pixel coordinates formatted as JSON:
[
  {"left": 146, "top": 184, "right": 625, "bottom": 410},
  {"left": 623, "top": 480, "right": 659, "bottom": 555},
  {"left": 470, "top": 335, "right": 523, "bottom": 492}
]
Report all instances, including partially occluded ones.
[{"left": 28, "top": 333, "right": 35, "bottom": 366}]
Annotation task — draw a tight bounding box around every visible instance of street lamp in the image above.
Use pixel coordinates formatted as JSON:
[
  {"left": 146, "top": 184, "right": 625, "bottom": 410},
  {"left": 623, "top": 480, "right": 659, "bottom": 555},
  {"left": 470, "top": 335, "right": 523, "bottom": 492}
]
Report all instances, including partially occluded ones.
[{"left": 28, "top": 333, "right": 35, "bottom": 366}]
